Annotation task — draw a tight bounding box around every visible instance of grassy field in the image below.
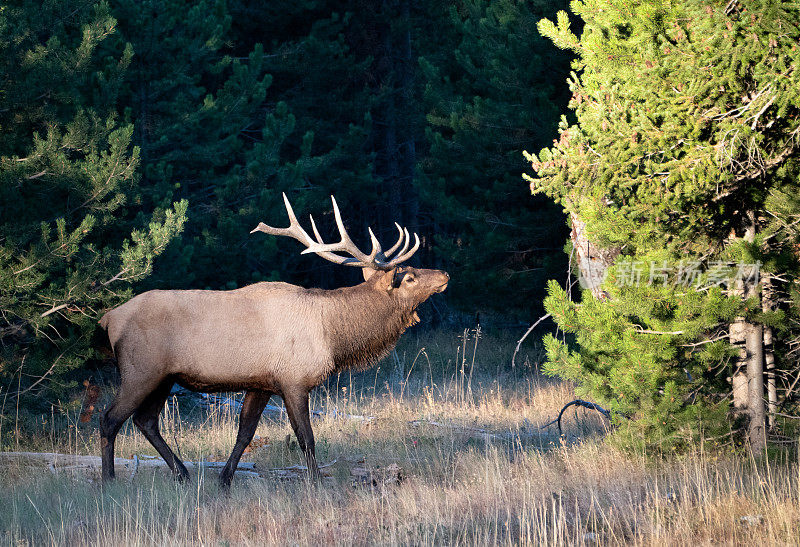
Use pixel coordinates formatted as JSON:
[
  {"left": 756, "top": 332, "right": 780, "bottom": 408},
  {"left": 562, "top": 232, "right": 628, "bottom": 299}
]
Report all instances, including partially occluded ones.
[{"left": 1, "top": 327, "right": 799, "bottom": 545}]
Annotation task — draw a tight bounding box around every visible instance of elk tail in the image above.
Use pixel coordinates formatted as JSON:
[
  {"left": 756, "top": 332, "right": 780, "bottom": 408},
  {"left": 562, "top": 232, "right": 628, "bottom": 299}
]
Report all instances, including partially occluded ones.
[{"left": 93, "top": 313, "right": 117, "bottom": 365}]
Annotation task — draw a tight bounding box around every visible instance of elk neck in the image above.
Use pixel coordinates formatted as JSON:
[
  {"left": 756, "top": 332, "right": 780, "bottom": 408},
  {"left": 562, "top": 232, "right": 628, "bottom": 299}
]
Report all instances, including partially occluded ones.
[{"left": 317, "top": 281, "right": 415, "bottom": 372}]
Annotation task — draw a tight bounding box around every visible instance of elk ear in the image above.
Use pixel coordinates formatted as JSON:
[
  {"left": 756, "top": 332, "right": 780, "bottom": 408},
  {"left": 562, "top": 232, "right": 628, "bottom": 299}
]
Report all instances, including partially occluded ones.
[
  {"left": 391, "top": 268, "right": 406, "bottom": 288},
  {"left": 362, "top": 268, "right": 381, "bottom": 281},
  {"left": 372, "top": 268, "right": 400, "bottom": 292}
]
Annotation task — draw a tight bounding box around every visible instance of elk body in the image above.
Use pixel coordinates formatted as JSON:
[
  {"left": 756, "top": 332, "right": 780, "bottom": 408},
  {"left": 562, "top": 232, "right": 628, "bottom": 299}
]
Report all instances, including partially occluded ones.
[{"left": 98, "top": 195, "right": 448, "bottom": 487}]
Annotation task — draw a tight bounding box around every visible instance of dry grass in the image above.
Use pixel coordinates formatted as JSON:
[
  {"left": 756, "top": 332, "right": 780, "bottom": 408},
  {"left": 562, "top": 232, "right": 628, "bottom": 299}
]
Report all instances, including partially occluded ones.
[{"left": 1, "top": 327, "right": 799, "bottom": 545}]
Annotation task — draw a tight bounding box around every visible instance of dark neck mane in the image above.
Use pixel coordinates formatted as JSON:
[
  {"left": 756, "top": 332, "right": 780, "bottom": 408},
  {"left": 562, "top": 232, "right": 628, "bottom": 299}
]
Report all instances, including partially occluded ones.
[{"left": 319, "top": 283, "right": 413, "bottom": 372}]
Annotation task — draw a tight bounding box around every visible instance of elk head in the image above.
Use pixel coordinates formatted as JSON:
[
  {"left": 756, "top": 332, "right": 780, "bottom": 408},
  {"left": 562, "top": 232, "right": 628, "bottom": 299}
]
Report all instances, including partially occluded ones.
[{"left": 382, "top": 266, "right": 449, "bottom": 327}]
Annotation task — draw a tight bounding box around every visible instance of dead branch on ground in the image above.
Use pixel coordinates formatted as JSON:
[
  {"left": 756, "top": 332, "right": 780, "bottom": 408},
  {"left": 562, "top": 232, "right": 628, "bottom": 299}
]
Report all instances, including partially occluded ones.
[{"left": 540, "top": 399, "right": 613, "bottom": 435}]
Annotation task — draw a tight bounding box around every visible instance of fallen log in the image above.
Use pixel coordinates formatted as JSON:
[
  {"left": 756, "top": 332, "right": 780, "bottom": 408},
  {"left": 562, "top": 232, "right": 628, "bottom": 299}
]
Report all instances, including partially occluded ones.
[
  {"left": 0, "top": 451, "right": 336, "bottom": 481},
  {"left": 185, "top": 390, "right": 375, "bottom": 423},
  {"left": 408, "top": 419, "right": 502, "bottom": 438},
  {"left": 407, "top": 419, "right": 548, "bottom": 443}
]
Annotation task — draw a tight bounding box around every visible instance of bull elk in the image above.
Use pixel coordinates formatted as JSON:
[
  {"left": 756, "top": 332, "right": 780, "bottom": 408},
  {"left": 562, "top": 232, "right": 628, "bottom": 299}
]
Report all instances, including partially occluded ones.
[{"left": 98, "top": 194, "right": 449, "bottom": 487}]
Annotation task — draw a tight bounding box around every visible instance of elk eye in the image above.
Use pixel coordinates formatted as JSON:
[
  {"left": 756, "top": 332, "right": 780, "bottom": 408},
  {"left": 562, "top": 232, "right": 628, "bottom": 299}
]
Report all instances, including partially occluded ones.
[{"left": 405, "top": 276, "right": 415, "bottom": 284}]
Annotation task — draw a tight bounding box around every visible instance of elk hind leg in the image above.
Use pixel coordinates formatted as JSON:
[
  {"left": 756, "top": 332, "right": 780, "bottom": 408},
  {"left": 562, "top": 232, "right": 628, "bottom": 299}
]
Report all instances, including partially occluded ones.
[
  {"left": 100, "top": 403, "right": 130, "bottom": 482},
  {"left": 101, "top": 377, "right": 164, "bottom": 482},
  {"left": 219, "top": 390, "right": 272, "bottom": 489},
  {"left": 132, "top": 380, "right": 190, "bottom": 482}
]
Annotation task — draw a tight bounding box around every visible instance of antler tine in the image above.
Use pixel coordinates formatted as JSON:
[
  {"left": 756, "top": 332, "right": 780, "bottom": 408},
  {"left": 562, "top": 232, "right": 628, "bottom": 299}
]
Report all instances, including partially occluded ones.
[
  {"left": 250, "top": 193, "right": 313, "bottom": 245},
  {"left": 382, "top": 222, "right": 405, "bottom": 259},
  {"left": 330, "top": 195, "right": 359, "bottom": 252},
  {"left": 252, "top": 193, "right": 362, "bottom": 266},
  {"left": 386, "top": 232, "right": 420, "bottom": 267},
  {"left": 367, "top": 227, "right": 382, "bottom": 259},
  {"left": 282, "top": 192, "right": 300, "bottom": 229},
  {"left": 310, "top": 213, "right": 367, "bottom": 264},
  {"left": 309, "top": 215, "right": 324, "bottom": 244},
  {"left": 394, "top": 228, "right": 411, "bottom": 260},
  {"left": 301, "top": 196, "right": 378, "bottom": 265},
  {"left": 329, "top": 196, "right": 381, "bottom": 260}
]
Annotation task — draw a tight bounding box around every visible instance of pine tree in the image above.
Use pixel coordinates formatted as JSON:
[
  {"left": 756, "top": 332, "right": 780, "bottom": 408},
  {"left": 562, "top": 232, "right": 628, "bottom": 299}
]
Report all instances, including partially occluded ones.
[
  {"left": 419, "top": 0, "right": 572, "bottom": 316},
  {"left": 0, "top": 1, "right": 186, "bottom": 412},
  {"left": 106, "top": 0, "right": 276, "bottom": 290},
  {"left": 529, "top": 0, "right": 800, "bottom": 451}
]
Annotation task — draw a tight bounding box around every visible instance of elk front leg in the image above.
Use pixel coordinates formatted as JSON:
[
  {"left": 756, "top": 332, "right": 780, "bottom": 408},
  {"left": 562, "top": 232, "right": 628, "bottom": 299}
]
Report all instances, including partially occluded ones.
[
  {"left": 283, "top": 388, "right": 319, "bottom": 479},
  {"left": 219, "top": 390, "right": 272, "bottom": 489}
]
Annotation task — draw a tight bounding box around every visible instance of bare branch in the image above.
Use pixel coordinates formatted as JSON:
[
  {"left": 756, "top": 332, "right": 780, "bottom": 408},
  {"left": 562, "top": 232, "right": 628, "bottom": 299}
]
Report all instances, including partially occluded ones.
[
  {"left": 511, "top": 313, "right": 551, "bottom": 368},
  {"left": 40, "top": 303, "right": 69, "bottom": 318},
  {"left": 633, "top": 325, "right": 685, "bottom": 335}
]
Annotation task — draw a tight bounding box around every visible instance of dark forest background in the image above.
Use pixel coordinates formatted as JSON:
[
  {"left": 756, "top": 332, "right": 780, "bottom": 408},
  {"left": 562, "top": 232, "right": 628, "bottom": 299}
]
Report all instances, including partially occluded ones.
[{"left": 0, "top": 0, "right": 571, "bottom": 409}]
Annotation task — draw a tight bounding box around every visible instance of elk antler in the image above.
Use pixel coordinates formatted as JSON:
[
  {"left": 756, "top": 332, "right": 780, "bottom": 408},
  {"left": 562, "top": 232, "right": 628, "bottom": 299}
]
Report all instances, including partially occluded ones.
[{"left": 251, "top": 193, "right": 420, "bottom": 270}]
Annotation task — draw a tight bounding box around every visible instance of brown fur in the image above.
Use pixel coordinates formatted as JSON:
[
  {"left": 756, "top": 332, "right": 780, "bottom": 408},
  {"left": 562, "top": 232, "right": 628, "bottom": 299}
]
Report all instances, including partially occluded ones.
[{"left": 98, "top": 266, "right": 448, "bottom": 487}]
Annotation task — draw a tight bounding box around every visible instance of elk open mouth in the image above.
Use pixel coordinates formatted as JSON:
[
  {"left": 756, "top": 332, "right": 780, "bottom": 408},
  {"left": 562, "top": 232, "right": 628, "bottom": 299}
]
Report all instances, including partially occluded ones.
[{"left": 435, "top": 282, "right": 448, "bottom": 293}]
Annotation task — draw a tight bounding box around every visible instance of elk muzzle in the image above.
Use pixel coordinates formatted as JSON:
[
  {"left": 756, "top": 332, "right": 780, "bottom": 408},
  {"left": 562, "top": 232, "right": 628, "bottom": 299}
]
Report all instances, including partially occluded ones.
[{"left": 435, "top": 271, "right": 450, "bottom": 293}]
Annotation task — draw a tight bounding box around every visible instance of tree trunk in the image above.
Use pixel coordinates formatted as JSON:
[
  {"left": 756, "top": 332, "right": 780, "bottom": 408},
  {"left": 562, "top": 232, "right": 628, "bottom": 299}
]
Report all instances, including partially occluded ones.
[
  {"left": 742, "top": 216, "right": 766, "bottom": 455},
  {"left": 730, "top": 309, "right": 749, "bottom": 411},
  {"left": 746, "top": 321, "right": 766, "bottom": 454},
  {"left": 762, "top": 276, "right": 777, "bottom": 429},
  {"left": 569, "top": 212, "right": 619, "bottom": 300},
  {"left": 765, "top": 325, "right": 776, "bottom": 428}
]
